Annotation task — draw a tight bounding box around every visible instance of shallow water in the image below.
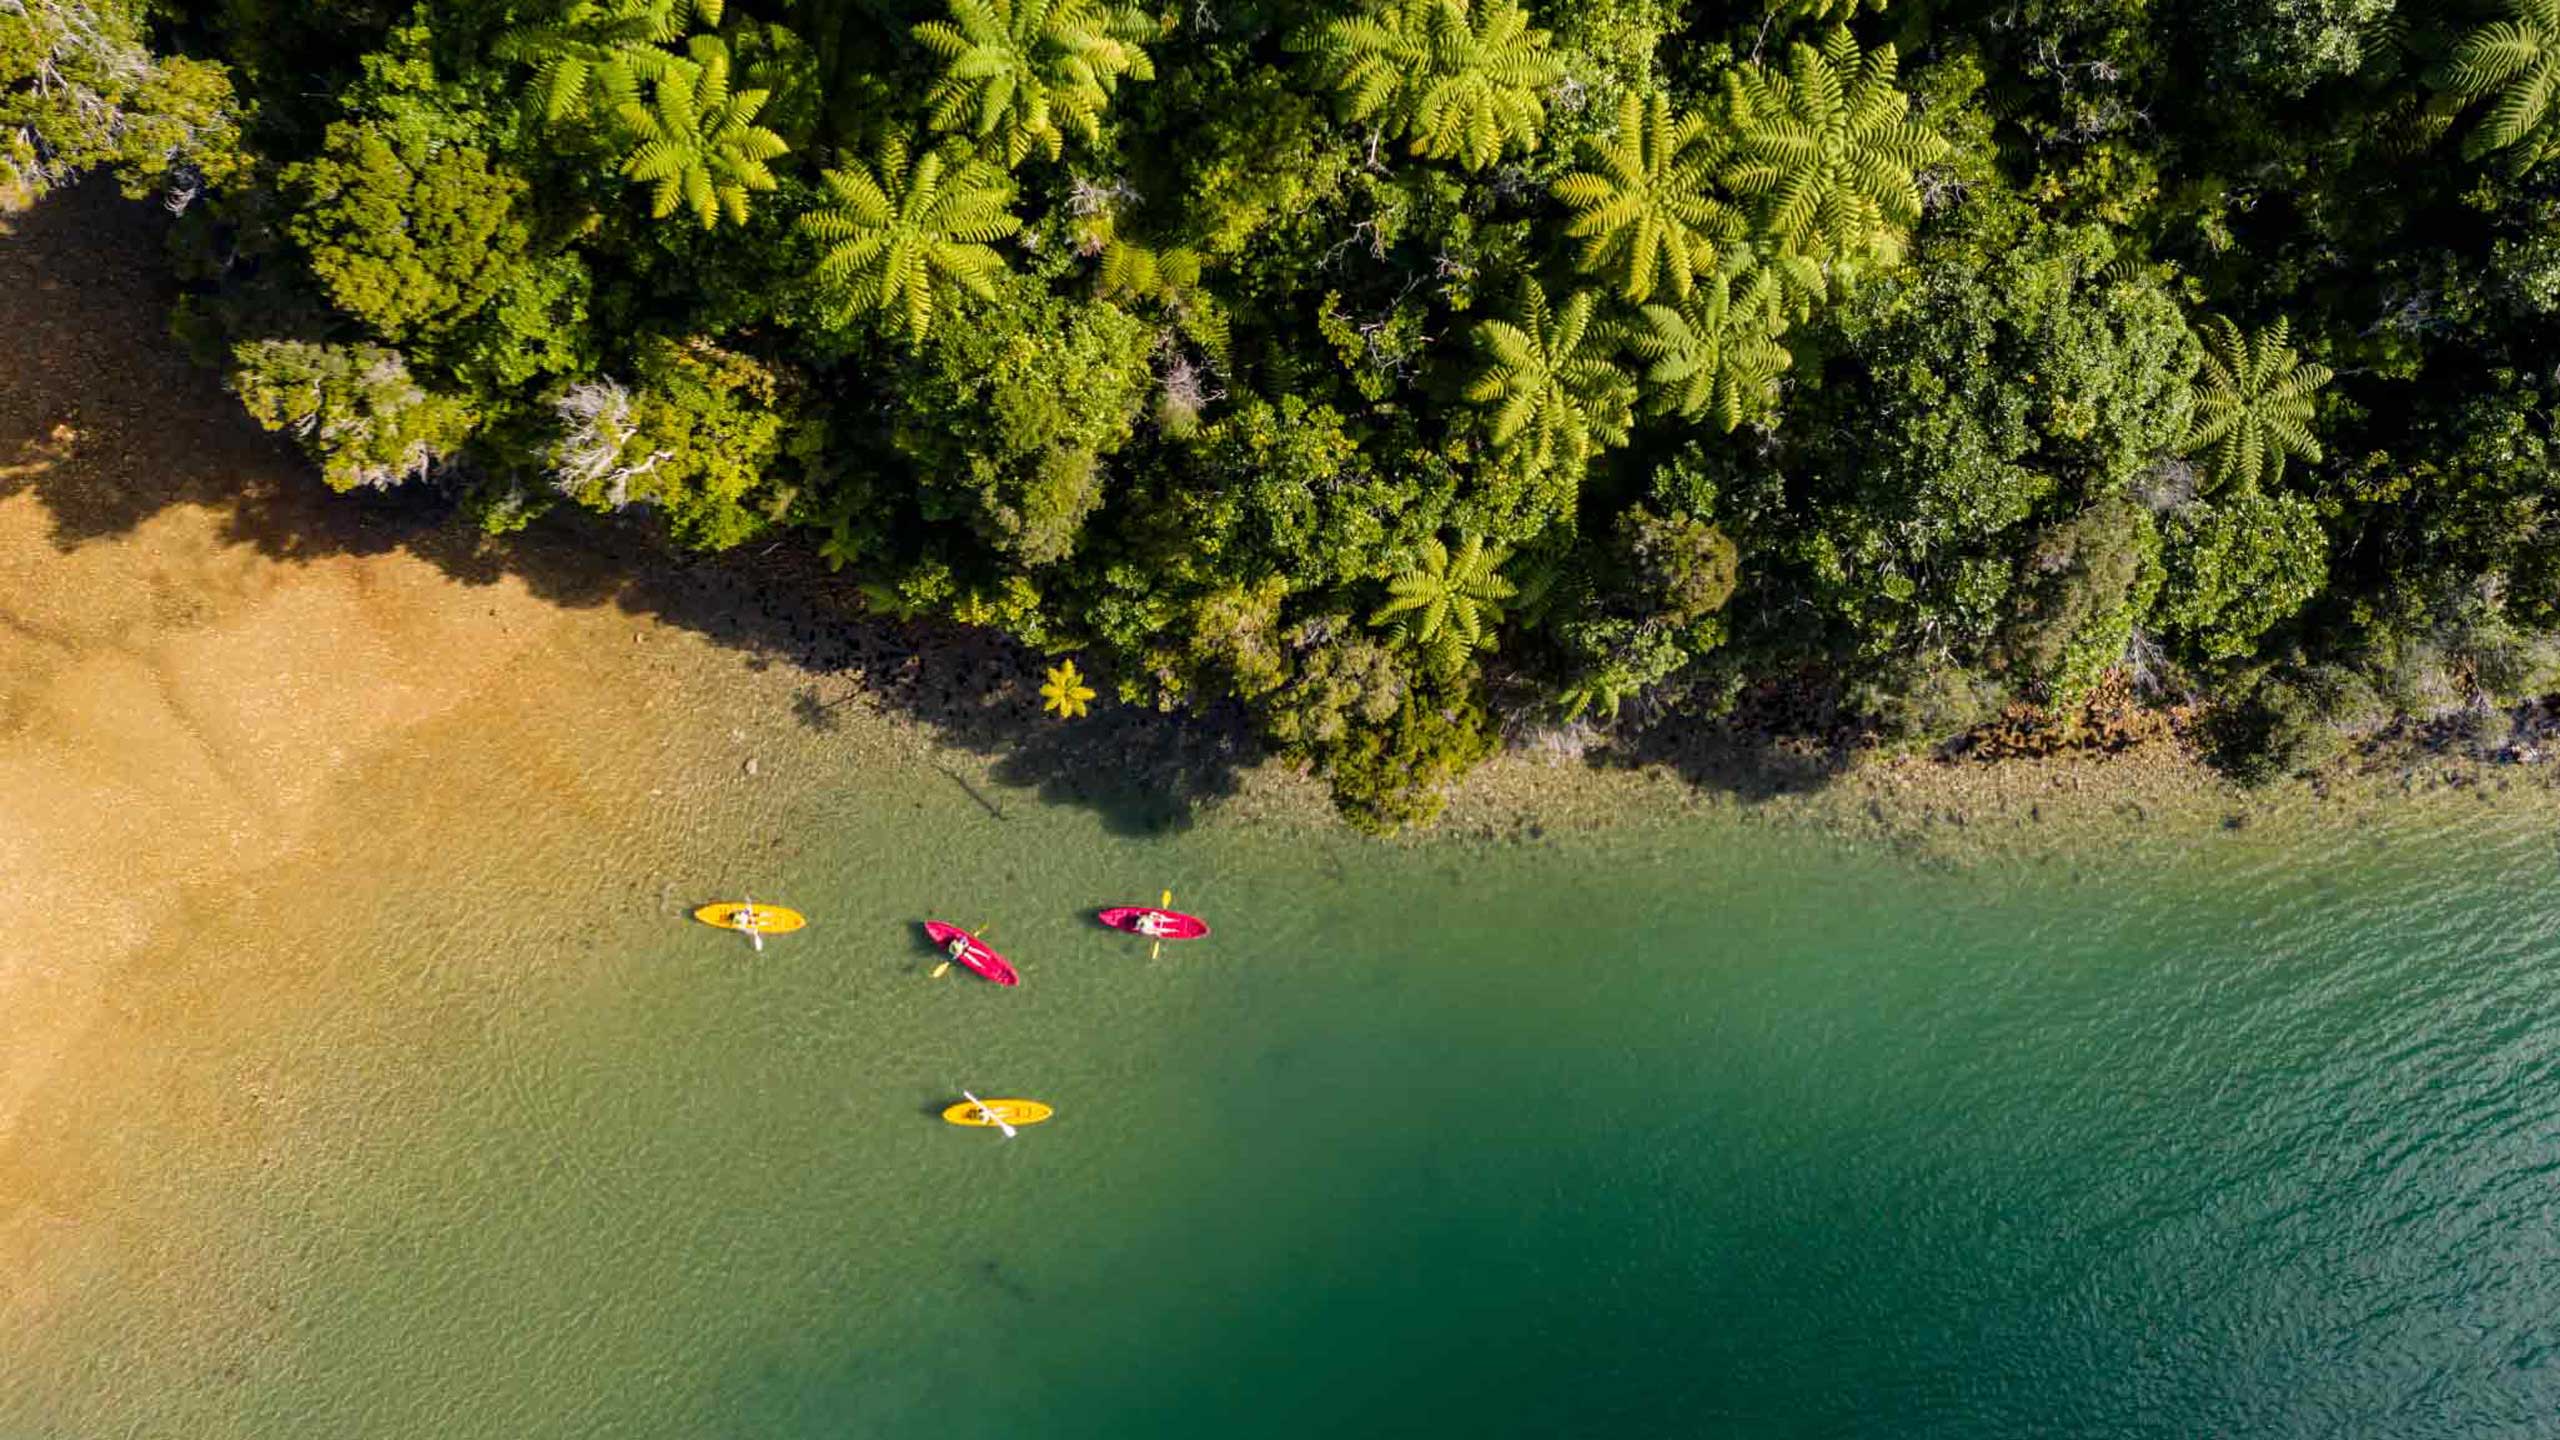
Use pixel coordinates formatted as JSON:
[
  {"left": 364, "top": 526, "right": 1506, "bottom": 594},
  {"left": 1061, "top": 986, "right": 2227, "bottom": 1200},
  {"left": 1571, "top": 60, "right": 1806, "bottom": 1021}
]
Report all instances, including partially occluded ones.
[
  {"left": 9, "top": 681, "right": 2559, "bottom": 1437},
  {"left": 13, "top": 170, "right": 2560, "bottom": 1440}
]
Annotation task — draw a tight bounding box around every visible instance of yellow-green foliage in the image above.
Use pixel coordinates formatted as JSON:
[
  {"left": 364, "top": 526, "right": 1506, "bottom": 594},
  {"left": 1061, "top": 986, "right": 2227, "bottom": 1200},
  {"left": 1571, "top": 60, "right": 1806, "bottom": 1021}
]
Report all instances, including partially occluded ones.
[
  {"left": 1368, "top": 533, "right": 1516, "bottom": 677},
  {"left": 146, "top": 0, "right": 2560, "bottom": 823},
  {"left": 892, "top": 277, "right": 1152, "bottom": 565},
  {"left": 285, "top": 123, "right": 528, "bottom": 339},
  {"left": 230, "top": 339, "right": 479, "bottom": 492},
  {"left": 1551, "top": 90, "right": 1735, "bottom": 303},
  {"left": 2442, "top": 0, "right": 2560, "bottom": 171},
  {"left": 611, "top": 35, "right": 788, "bottom": 229},
  {"left": 802, "top": 135, "right": 1019, "bottom": 342},
  {"left": 1, "top": 0, "right": 242, "bottom": 211},
  {"left": 1295, "top": 0, "right": 1563, "bottom": 170},
  {"left": 1465, "top": 280, "right": 1636, "bottom": 477},
  {"left": 548, "top": 337, "right": 802, "bottom": 550},
  {"left": 913, "top": 0, "right": 1157, "bottom": 165},
  {"left": 2181, "top": 316, "right": 2332, "bottom": 493},
  {"left": 1724, "top": 27, "right": 1950, "bottom": 273}
]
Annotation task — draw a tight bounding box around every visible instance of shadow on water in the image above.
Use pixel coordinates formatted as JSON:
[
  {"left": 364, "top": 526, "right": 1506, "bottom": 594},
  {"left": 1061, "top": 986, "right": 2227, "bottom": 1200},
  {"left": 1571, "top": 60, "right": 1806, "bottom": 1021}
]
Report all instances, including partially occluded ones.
[
  {"left": 1610, "top": 677, "right": 1862, "bottom": 801},
  {"left": 0, "top": 184, "right": 1250, "bottom": 837}
]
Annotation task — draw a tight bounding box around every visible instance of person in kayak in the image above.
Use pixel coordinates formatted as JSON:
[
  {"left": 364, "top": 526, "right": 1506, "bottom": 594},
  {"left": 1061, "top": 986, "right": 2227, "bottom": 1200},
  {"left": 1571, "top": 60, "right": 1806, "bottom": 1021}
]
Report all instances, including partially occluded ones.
[
  {"left": 946, "top": 934, "right": 973, "bottom": 962},
  {"left": 1133, "top": 911, "right": 1172, "bottom": 938}
]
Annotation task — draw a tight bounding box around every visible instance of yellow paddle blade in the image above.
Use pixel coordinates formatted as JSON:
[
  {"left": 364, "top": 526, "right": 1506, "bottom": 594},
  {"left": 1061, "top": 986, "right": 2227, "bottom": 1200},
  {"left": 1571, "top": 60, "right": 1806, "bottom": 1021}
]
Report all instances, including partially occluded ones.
[{"left": 932, "top": 961, "right": 952, "bottom": 978}]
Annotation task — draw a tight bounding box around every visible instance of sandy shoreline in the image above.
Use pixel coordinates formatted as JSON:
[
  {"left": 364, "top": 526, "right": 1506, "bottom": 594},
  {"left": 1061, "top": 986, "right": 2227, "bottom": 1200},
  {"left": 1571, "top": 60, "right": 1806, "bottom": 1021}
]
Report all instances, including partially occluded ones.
[{"left": 4, "top": 187, "right": 2549, "bottom": 933}]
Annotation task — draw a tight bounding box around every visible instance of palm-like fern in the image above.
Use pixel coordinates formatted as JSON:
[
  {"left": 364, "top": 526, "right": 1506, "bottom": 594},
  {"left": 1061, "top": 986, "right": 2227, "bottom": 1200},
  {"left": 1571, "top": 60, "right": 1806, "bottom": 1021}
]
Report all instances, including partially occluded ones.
[
  {"left": 1369, "top": 533, "right": 1517, "bottom": 674},
  {"left": 800, "top": 136, "right": 1022, "bottom": 341},
  {"left": 914, "top": 0, "right": 1157, "bottom": 166},
  {"left": 496, "top": 0, "right": 725, "bottom": 124},
  {"left": 1465, "top": 280, "right": 1635, "bottom": 473},
  {"left": 1098, "top": 237, "right": 1204, "bottom": 306},
  {"left": 1724, "top": 239, "right": 1827, "bottom": 332},
  {"left": 1766, "top": 0, "right": 1887, "bottom": 29},
  {"left": 1622, "top": 249, "right": 1795, "bottom": 431},
  {"left": 1723, "top": 27, "right": 1948, "bottom": 271},
  {"left": 2180, "top": 316, "right": 2332, "bottom": 492},
  {"left": 1297, "top": 0, "right": 1565, "bottom": 171},
  {"left": 612, "top": 36, "right": 789, "bottom": 228},
  {"left": 2442, "top": 0, "right": 2560, "bottom": 172},
  {"left": 1551, "top": 90, "right": 1737, "bottom": 303}
]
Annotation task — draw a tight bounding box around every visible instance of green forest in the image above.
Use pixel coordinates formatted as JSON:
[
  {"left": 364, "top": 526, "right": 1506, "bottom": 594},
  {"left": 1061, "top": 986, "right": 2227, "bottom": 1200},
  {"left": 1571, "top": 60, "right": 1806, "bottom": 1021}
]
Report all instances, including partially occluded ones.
[{"left": 9, "top": 0, "right": 2560, "bottom": 828}]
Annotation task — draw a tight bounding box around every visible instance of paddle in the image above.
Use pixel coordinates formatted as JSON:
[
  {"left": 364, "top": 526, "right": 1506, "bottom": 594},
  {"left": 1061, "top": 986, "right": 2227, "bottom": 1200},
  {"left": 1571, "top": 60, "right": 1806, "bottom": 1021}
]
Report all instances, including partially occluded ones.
[
  {"left": 743, "top": 893, "right": 763, "bottom": 954},
  {"left": 1150, "top": 888, "right": 1171, "bottom": 961},
  {"left": 933, "top": 921, "right": 992, "bottom": 979},
  {"left": 961, "top": 1088, "right": 1016, "bottom": 1140}
]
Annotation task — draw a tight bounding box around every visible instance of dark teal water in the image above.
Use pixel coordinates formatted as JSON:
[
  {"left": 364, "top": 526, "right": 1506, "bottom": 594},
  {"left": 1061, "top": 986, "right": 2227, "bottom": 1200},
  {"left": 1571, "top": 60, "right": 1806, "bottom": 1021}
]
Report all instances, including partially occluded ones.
[{"left": 13, "top": 771, "right": 2560, "bottom": 1438}]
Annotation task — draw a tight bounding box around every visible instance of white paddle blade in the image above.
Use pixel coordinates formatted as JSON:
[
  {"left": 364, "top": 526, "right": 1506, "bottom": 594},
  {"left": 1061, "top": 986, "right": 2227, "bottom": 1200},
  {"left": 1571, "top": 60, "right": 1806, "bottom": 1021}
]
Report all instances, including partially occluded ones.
[{"left": 963, "top": 1090, "right": 1016, "bottom": 1138}]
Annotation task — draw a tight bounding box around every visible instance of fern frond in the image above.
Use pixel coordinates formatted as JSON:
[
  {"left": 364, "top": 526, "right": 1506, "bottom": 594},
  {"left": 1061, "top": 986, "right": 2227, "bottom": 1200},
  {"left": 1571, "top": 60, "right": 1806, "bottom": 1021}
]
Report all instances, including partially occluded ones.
[
  {"left": 2179, "top": 314, "right": 2331, "bottom": 492},
  {"left": 801, "top": 137, "right": 1023, "bottom": 342},
  {"left": 1295, "top": 0, "right": 1562, "bottom": 171}
]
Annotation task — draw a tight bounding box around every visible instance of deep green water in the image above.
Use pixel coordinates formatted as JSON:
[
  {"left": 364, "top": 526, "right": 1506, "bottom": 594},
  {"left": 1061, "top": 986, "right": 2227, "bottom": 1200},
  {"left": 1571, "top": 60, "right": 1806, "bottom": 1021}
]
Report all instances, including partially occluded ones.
[{"left": 14, "top": 770, "right": 2560, "bottom": 1438}]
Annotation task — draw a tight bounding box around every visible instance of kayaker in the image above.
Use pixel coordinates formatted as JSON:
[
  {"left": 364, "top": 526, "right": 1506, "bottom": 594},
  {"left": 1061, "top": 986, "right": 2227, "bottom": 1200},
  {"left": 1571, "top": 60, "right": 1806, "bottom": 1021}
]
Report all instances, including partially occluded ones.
[
  {"left": 946, "top": 934, "right": 972, "bottom": 962},
  {"left": 1134, "top": 911, "right": 1171, "bottom": 938}
]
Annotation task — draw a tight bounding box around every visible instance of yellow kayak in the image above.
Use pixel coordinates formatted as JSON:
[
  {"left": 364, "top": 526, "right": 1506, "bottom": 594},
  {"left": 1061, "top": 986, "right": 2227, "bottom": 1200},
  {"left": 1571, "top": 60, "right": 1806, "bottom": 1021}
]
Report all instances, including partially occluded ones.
[
  {"left": 942, "top": 1098, "right": 1055, "bottom": 1127},
  {"left": 694, "top": 901, "right": 807, "bottom": 935}
]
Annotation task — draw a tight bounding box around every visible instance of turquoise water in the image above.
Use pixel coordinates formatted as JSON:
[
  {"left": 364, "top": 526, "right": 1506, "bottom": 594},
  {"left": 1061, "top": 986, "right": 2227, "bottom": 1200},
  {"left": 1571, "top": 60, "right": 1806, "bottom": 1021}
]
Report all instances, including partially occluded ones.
[{"left": 13, "top": 766, "right": 2560, "bottom": 1438}]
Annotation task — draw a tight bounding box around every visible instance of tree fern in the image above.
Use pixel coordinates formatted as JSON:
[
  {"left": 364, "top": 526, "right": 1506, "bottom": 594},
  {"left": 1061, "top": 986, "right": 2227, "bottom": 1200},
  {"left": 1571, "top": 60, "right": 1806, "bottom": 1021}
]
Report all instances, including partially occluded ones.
[
  {"left": 496, "top": 0, "right": 724, "bottom": 124},
  {"left": 1098, "top": 236, "right": 1203, "bottom": 307},
  {"left": 1724, "top": 239, "right": 1826, "bottom": 332},
  {"left": 2441, "top": 0, "right": 2560, "bottom": 172},
  {"left": 612, "top": 36, "right": 789, "bottom": 228},
  {"left": 1622, "top": 249, "right": 1794, "bottom": 431},
  {"left": 914, "top": 0, "right": 1157, "bottom": 166},
  {"left": 1084, "top": 211, "right": 1230, "bottom": 369},
  {"left": 1369, "top": 533, "right": 1516, "bottom": 676},
  {"left": 1464, "top": 279, "right": 1635, "bottom": 474},
  {"left": 2180, "top": 315, "right": 2332, "bottom": 492},
  {"left": 1723, "top": 26, "right": 1948, "bottom": 272},
  {"left": 800, "top": 135, "right": 1021, "bottom": 341},
  {"left": 1550, "top": 90, "right": 1737, "bottom": 303},
  {"left": 1296, "top": 0, "right": 1565, "bottom": 171},
  {"left": 1764, "top": 0, "right": 1886, "bottom": 31}
]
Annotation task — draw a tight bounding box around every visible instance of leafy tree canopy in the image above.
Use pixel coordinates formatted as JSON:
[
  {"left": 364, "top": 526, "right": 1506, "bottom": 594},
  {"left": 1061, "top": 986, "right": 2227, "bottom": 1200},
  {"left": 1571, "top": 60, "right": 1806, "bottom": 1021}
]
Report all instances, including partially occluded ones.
[
  {"left": 120, "top": 0, "right": 2560, "bottom": 824},
  {"left": 1465, "top": 279, "right": 1636, "bottom": 479},
  {"left": 284, "top": 121, "right": 530, "bottom": 340}
]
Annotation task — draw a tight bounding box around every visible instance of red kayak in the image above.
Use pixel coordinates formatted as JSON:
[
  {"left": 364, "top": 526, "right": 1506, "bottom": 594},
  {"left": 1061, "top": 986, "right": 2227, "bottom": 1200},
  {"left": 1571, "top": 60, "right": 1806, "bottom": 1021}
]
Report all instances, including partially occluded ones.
[
  {"left": 1097, "top": 907, "right": 1210, "bottom": 941},
  {"left": 924, "top": 921, "right": 1020, "bottom": 986}
]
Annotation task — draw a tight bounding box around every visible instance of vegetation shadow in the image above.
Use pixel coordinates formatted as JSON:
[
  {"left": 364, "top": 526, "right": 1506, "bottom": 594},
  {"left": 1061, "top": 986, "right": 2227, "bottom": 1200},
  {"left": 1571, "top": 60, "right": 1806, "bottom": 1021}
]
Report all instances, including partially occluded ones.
[
  {"left": 7, "top": 187, "right": 1864, "bottom": 828},
  {"left": 1607, "top": 676, "right": 1862, "bottom": 801},
  {"left": 0, "top": 184, "right": 1246, "bottom": 836}
]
